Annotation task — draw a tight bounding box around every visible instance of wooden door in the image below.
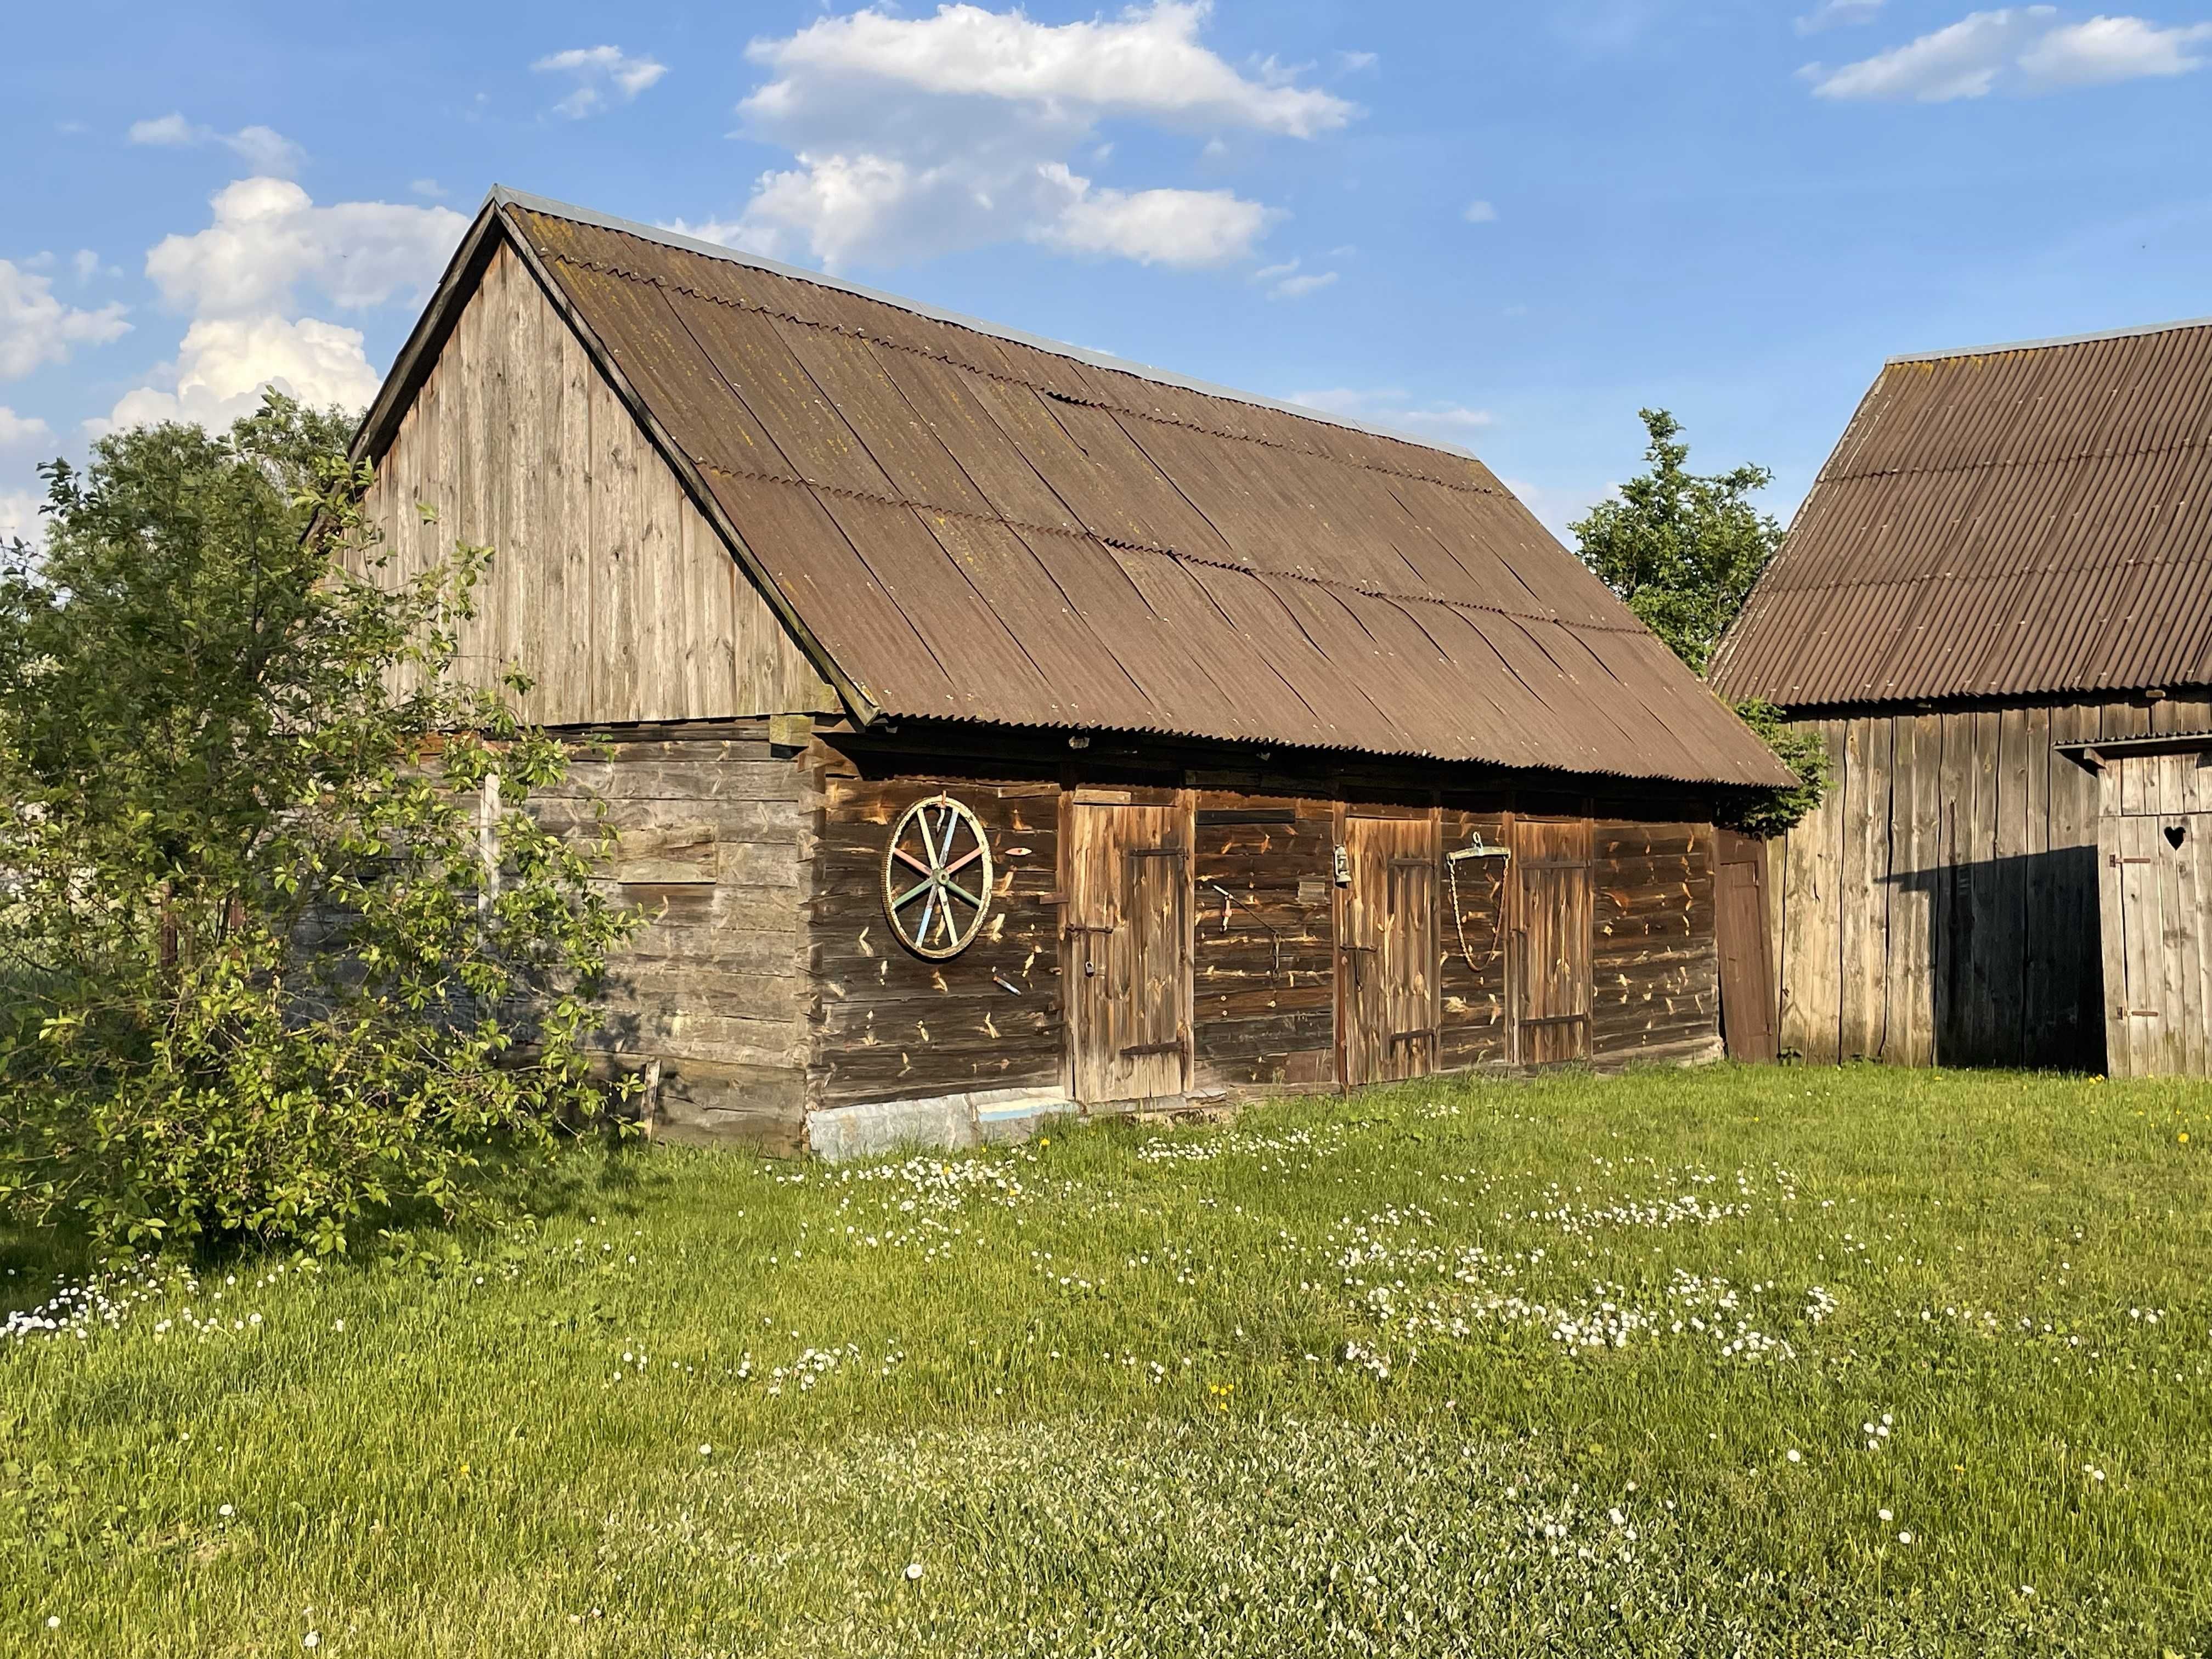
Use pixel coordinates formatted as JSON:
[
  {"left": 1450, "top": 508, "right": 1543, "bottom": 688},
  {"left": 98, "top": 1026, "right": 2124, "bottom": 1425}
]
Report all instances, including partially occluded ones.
[
  {"left": 2098, "top": 799, "right": 2210, "bottom": 1079},
  {"left": 1066, "top": 802, "right": 1190, "bottom": 1104},
  {"left": 1338, "top": 815, "right": 1440, "bottom": 1086},
  {"left": 1714, "top": 828, "right": 1778, "bottom": 1063},
  {"left": 1514, "top": 817, "right": 1593, "bottom": 1064}
]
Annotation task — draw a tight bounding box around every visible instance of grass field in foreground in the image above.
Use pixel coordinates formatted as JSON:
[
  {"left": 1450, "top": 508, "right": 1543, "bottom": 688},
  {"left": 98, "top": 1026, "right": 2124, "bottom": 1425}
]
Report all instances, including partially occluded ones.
[{"left": 3, "top": 1063, "right": 2208, "bottom": 1656}]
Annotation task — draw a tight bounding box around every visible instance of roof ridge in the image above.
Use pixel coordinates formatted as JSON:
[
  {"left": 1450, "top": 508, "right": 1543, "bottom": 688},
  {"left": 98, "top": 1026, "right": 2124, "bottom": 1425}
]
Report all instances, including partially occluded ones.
[
  {"left": 1886, "top": 313, "right": 2212, "bottom": 366},
  {"left": 539, "top": 243, "right": 1502, "bottom": 501},
  {"left": 489, "top": 183, "right": 1493, "bottom": 466}
]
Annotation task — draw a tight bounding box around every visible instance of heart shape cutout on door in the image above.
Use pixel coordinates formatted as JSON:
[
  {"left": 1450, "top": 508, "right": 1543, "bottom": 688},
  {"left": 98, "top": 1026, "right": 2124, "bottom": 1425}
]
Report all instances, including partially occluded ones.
[{"left": 2165, "top": 823, "right": 2187, "bottom": 850}]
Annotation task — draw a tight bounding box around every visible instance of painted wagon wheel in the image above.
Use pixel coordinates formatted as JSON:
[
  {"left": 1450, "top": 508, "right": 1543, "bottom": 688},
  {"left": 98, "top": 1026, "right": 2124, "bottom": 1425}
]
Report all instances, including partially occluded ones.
[{"left": 881, "top": 794, "right": 995, "bottom": 960}]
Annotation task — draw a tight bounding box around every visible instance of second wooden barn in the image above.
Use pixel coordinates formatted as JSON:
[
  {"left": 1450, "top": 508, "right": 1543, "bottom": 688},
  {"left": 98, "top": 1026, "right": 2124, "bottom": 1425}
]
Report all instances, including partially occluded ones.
[
  {"left": 1711, "top": 317, "right": 2212, "bottom": 1071},
  {"left": 352, "top": 188, "right": 1792, "bottom": 1155}
]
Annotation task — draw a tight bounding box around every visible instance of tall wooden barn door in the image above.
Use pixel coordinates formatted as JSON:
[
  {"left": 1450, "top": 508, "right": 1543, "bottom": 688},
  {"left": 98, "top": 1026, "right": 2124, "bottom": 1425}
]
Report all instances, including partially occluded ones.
[
  {"left": 1513, "top": 817, "right": 1593, "bottom": 1063},
  {"left": 1713, "top": 828, "right": 1779, "bottom": 1062},
  {"left": 1338, "top": 813, "right": 1440, "bottom": 1086},
  {"left": 1066, "top": 800, "right": 1191, "bottom": 1105}
]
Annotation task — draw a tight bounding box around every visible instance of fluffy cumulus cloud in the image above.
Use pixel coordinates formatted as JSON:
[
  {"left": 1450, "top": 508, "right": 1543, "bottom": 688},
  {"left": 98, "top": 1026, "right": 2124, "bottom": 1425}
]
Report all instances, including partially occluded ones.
[
  {"left": 96, "top": 315, "right": 385, "bottom": 435},
  {"left": 144, "top": 178, "right": 466, "bottom": 317},
  {"left": 704, "top": 1, "right": 1356, "bottom": 270},
  {"left": 1806, "top": 7, "right": 2212, "bottom": 99},
  {"left": 531, "top": 46, "right": 669, "bottom": 118},
  {"left": 128, "top": 114, "right": 306, "bottom": 176},
  {"left": 0, "top": 259, "right": 130, "bottom": 380},
  {"left": 96, "top": 178, "right": 465, "bottom": 435},
  {"left": 0, "top": 407, "right": 52, "bottom": 446},
  {"left": 0, "top": 488, "right": 42, "bottom": 550}
]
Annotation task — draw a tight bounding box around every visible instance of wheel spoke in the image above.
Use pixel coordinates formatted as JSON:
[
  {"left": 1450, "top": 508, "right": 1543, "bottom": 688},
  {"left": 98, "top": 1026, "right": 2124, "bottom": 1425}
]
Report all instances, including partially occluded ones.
[
  {"left": 891, "top": 877, "right": 934, "bottom": 910},
  {"left": 890, "top": 846, "right": 933, "bottom": 877}
]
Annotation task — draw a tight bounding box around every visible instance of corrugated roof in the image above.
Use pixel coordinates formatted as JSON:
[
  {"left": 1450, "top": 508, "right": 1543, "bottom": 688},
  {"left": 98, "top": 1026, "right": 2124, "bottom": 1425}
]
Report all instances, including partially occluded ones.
[
  {"left": 1710, "top": 317, "right": 2212, "bottom": 709},
  {"left": 366, "top": 188, "right": 1791, "bottom": 788}
]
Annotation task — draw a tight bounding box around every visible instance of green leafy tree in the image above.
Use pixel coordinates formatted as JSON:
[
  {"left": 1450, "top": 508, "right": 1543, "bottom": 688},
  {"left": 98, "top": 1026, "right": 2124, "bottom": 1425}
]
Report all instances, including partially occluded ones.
[
  {"left": 0, "top": 395, "right": 640, "bottom": 1259},
  {"left": 1572, "top": 408, "right": 1782, "bottom": 674},
  {"left": 1573, "top": 408, "right": 1829, "bottom": 835}
]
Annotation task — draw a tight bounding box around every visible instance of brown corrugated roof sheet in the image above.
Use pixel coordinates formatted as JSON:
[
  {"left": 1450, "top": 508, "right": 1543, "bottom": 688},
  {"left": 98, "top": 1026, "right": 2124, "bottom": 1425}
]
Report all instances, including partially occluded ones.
[
  {"left": 1710, "top": 317, "right": 2212, "bottom": 709},
  {"left": 390, "top": 190, "right": 1791, "bottom": 787}
]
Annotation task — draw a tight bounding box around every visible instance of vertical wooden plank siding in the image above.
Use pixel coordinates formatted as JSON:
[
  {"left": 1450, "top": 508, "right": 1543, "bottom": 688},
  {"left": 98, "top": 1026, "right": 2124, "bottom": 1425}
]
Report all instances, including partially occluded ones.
[
  {"left": 1883, "top": 715, "right": 1933, "bottom": 1065},
  {"left": 1768, "top": 697, "right": 2198, "bottom": 1073},
  {"left": 351, "top": 240, "right": 838, "bottom": 727},
  {"left": 1837, "top": 718, "right": 1892, "bottom": 1060}
]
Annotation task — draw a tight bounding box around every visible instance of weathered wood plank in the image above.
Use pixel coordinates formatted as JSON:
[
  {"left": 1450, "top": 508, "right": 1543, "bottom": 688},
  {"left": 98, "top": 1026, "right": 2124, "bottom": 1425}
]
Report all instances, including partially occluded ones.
[{"left": 359, "top": 239, "right": 833, "bottom": 727}]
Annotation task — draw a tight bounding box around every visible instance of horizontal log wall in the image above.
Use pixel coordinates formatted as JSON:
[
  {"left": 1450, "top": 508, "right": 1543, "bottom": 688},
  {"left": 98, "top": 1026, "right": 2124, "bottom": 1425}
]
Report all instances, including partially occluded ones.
[
  {"left": 533, "top": 728, "right": 812, "bottom": 1153},
  {"left": 1191, "top": 795, "right": 1336, "bottom": 1091},
  {"left": 1768, "top": 695, "right": 2212, "bottom": 1070},
  {"left": 1592, "top": 820, "right": 1717, "bottom": 1060},
  {"left": 808, "top": 769, "right": 1063, "bottom": 1109}
]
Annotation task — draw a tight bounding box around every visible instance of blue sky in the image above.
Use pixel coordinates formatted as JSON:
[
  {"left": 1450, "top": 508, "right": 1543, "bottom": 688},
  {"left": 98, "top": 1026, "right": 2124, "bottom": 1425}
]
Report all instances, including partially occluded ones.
[{"left": 5, "top": 1, "right": 2210, "bottom": 546}]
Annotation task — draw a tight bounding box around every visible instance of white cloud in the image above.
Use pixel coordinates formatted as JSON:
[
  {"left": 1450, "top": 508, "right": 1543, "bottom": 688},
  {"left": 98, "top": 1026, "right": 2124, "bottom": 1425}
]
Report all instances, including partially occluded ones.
[
  {"left": 144, "top": 177, "right": 466, "bottom": 318},
  {"left": 71, "top": 250, "right": 99, "bottom": 283},
  {"left": 410, "top": 178, "right": 447, "bottom": 200},
  {"left": 92, "top": 314, "right": 383, "bottom": 436},
  {"left": 0, "top": 408, "right": 52, "bottom": 447},
  {"left": 532, "top": 45, "right": 669, "bottom": 118},
  {"left": 746, "top": 3, "right": 1352, "bottom": 136},
  {"left": 1288, "top": 386, "right": 1496, "bottom": 445},
  {"left": 1796, "top": 0, "right": 1884, "bottom": 33},
  {"left": 1806, "top": 8, "right": 2052, "bottom": 99},
  {"left": 1041, "top": 179, "right": 1273, "bottom": 267},
  {"left": 2017, "top": 14, "right": 2212, "bottom": 84},
  {"left": 1250, "top": 256, "right": 1338, "bottom": 299},
  {"left": 1336, "top": 49, "right": 1380, "bottom": 72},
  {"left": 0, "top": 488, "right": 43, "bottom": 550},
  {"left": 99, "top": 179, "right": 464, "bottom": 437},
  {"left": 713, "top": 1, "right": 1350, "bottom": 269},
  {"left": 0, "top": 259, "right": 130, "bottom": 380},
  {"left": 1270, "top": 270, "right": 1337, "bottom": 299},
  {"left": 1805, "top": 7, "right": 2209, "bottom": 99},
  {"left": 128, "top": 114, "right": 306, "bottom": 176},
  {"left": 1463, "top": 199, "right": 1498, "bottom": 224}
]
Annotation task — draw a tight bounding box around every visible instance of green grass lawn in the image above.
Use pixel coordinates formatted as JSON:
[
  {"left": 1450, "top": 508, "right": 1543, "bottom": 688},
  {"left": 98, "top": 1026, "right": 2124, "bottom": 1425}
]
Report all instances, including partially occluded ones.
[{"left": 3, "top": 1063, "right": 2208, "bottom": 1656}]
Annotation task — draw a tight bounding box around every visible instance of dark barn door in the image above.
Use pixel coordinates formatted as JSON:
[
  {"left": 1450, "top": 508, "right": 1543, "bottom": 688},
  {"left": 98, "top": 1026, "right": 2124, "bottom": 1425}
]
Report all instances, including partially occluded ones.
[
  {"left": 1514, "top": 817, "right": 1593, "bottom": 1063},
  {"left": 1066, "top": 802, "right": 1190, "bottom": 1105},
  {"left": 1713, "top": 828, "right": 1778, "bottom": 1062},
  {"left": 1339, "top": 814, "right": 1440, "bottom": 1086}
]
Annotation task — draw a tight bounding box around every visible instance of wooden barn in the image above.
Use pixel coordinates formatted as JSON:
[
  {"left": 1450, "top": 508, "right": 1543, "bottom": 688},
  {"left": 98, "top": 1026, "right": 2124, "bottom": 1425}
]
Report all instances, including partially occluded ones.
[
  {"left": 1709, "top": 316, "right": 2212, "bottom": 1071},
  {"left": 351, "top": 187, "right": 1791, "bottom": 1156}
]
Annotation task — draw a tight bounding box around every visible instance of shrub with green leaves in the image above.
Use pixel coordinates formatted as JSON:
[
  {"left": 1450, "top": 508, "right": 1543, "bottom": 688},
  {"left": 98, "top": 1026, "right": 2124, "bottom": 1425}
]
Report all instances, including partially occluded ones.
[{"left": 0, "top": 395, "right": 640, "bottom": 1259}]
